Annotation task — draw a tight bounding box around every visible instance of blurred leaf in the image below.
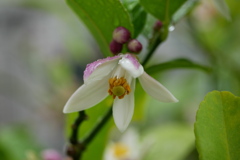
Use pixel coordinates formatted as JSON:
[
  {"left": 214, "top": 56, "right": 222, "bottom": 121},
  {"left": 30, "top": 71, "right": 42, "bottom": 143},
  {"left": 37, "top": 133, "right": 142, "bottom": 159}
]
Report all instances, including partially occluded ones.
[
  {"left": 66, "top": 97, "right": 114, "bottom": 160},
  {"left": 172, "top": 0, "right": 199, "bottom": 24},
  {"left": 145, "top": 58, "right": 211, "bottom": 75},
  {"left": 195, "top": 91, "right": 240, "bottom": 160},
  {"left": 140, "top": 0, "right": 187, "bottom": 24},
  {"left": 121, "top": 1, "right": 146, "bottom": 38},
  {"left": 141, "top": 14, "right": 157, "bottom": 39},
  {"left": 131, "top": 4, "right": 147, "bottom": 37},
  {"left": 0, "top": 127, "right": 40, "bottom": 160},
  {"left": 212, "top": 0, "right": 231, "bottom": 21},
  {"left": 49, "top": 62, "right": 73, "bottom": 86},
  {"left": 143, "top": 123, "right": 195, "bottom": 160},
  {"left": 121, "top": 0, "right": 138, "bottom": 11},
  {"left": 133, "top": 81, "right": 147, "bottom": 120},
  {"left": 66, "top": 0, "right": 134, "bottom": 57}
]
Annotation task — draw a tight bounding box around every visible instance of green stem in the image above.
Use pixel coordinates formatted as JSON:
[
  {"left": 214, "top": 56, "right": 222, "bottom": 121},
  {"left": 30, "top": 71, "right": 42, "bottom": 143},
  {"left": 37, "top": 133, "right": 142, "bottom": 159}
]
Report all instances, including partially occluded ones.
[
  {"left": 67, "top": 111, "right": 87, "bottom": 160},
  {"left": 142, "top": 23, "right": 169, "bottom": 67},
  {"left": 70, "top": 111, "right": 87, "bottom": 145},
  {"left": 142, "top": 38, "right": 161, "bottom": 66},
  {"left": 82, "top": 107, "right": 112, "bottom": 144},
  {"left": 67, "top": 107, "right": 112, "bottom": 160}
]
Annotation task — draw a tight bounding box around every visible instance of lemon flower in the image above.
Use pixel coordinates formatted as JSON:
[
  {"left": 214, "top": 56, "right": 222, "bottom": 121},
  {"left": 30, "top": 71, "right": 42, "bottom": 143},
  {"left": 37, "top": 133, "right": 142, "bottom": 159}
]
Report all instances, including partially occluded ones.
[
  {"left": 104, "top": 128, "right": 151, "bottom": 160},
  {"left": 104, "top": 129, "right": 140, "bottom": 160},
  {"left": 63, "top": 54, "right": 178, "bottom": 132}
]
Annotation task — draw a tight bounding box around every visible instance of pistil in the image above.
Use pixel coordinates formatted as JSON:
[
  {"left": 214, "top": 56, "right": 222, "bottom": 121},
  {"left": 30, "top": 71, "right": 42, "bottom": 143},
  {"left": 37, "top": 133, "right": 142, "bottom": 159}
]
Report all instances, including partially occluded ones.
[{"left": 108, "top": 77, "right": 131, "bottom": 99}]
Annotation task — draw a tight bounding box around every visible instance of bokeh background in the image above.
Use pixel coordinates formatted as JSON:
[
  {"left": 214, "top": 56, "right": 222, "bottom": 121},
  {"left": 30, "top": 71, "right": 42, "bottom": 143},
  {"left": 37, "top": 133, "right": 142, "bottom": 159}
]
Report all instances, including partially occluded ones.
[{"left": 0, "top": 0, "right": 239, "bottom": 159}]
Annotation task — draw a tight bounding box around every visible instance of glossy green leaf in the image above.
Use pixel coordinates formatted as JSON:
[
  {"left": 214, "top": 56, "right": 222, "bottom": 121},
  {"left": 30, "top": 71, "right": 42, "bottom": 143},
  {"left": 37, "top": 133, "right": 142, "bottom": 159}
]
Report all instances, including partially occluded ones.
[
  {"left": 143, "top": 124, "right": 195, "bottom": 160},
  {"left": 131, "top": 4, "right": 147, "bottom": 37},
  {"left": 66, "top": 0, "right": 134, "bottom": 57},
  {"left": 195, "top": 91, "right": 240, "bottom": 160},
  {"left": 212, "top": 0, "right": 231, "bottom": 21},
  {"left": 145, "top": 58, "right": 211, "bottom": 75},
  {"left": 140, "top": 0, "right": 187, "bottom": 23}
]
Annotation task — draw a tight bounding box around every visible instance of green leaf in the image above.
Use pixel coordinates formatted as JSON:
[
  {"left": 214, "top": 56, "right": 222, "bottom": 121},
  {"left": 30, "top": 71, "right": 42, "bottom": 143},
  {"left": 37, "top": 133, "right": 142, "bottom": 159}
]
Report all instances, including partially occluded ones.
[
  {"left": 194, "top": 91, "right": 240, "bottom": 160},
  {"left": 212, "top": 0, "right": 231, "bottom": 21},
  {"left": 0, "top": 127, "right": 40, "bottom": 160},
  {"left": 143, "top": 123, "right": 195, "bottom": 160},
  {"left": 145, "top": 58, "right": 211, "bottom": 75},
  {"left": 121, "top": 0, "right": 138, "bottom": 11},
  {"left": 140, "top": 0, "right": 187, "bottom": 24},
  {"left": 172, "top": 0, "right": 199, "bottom": 24},
  {"left": 66, "top": 0, "right": 134, "bottom": 57},
  {"left": 133, "top": 81, "right": 147, "bottom": 120},
  {"left": 131, "top": 4, "right": 147, "bottom": 37}
]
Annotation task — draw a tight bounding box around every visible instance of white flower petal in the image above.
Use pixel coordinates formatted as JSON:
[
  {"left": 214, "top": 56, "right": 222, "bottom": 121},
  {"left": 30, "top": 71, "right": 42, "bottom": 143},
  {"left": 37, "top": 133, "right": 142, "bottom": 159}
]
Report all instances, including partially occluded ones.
[
  {"left": 113, "top": 80, "right": 135, "bottom": 132},
  {"left": 84, "top": 55, "right": 121, "bottom": 83},
  {"left": 119, "top": 54, "right": 144, "bottom": 78},
  {"left": 63, "top": 77, "right": 109, "bottom": 113},
  {"left": 121, "top": 128, "right": 139, "bottom": 150},
  {"left": 104, "top": 142, "right": 118, "bottom": 160},
  {"left": 138, "top": 72, "right": 178, "bottom": 103}
]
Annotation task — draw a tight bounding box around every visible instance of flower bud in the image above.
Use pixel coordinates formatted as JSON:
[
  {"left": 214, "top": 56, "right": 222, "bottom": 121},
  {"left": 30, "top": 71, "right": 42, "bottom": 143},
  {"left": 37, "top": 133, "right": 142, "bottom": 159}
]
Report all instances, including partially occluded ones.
[
  {"left": 127, "top": 39, "right": 142, "bottom": 53},
  {"left": 113, "top": 27, "right": 131, "bottom": 44},
  {"left": 42, "top": 149, "right": 62, "bottom": 160},
  {"left": 153, "top": 20, "right": 163, "bottom": 31},
  {"left": 110, "top": 40, "right": 123, "bottom": 55}
]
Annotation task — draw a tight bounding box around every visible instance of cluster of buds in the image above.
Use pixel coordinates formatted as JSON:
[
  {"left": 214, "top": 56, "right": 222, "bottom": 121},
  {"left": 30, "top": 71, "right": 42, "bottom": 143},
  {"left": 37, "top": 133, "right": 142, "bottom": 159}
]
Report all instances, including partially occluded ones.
[{"left": 109, "top": 26, "right": 142, "bottom": 55}]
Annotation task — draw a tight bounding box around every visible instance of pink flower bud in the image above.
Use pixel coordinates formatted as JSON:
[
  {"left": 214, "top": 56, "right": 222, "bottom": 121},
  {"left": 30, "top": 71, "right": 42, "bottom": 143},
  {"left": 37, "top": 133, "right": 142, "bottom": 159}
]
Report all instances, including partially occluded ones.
[
  {"left": 153, "top": 20, "right": 163, "bottom": 31},
  {"left": 127, "top": 39, "right": 142, "bottom": 53},
  {"left": 110, "top": 40, "right": 123, "bottom": 55},
  {"left": 112, "top": 27, "right": 131, "bottom": 44},
  {"left": 42, "top": 149, "right": 62, "bottom": 160}
]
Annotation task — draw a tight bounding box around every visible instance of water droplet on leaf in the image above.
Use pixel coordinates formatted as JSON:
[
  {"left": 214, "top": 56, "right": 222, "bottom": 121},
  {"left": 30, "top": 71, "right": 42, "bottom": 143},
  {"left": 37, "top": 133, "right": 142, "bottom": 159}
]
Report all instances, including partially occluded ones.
[{"left": 168, "top": 25, "right": 175, "bottom": 32}]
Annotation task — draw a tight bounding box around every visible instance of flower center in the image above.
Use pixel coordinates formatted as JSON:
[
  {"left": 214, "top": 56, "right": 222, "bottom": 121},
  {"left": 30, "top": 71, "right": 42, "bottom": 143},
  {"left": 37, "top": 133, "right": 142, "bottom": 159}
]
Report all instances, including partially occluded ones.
[
  {"left": 113, "top": 143, "right": 129, "bottom": 158},
  {"left": 108, "top": 77, "right": 131, "bottom": 99},
  {"left": 112, "top": 86, "right": 125, "bottom": 96}
]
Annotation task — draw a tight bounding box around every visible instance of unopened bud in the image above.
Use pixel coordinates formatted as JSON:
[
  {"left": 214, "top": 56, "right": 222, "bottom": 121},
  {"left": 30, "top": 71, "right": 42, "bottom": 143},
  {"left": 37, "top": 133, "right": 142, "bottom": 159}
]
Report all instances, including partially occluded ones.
[
  {"left": 42, "top": 149, "right": 62, "bottom": 160},
  {"left": 153, "top": 20, "right": 163, "bottom": 31},
  {"left": 127, "top": 39, "right": 142, "bottom": 53},
  {"left": 110, "top": 40, "right": 123, "bottom": 55},
  {"left": 113, "top": 26, "right": 131, "bottom": 44}
]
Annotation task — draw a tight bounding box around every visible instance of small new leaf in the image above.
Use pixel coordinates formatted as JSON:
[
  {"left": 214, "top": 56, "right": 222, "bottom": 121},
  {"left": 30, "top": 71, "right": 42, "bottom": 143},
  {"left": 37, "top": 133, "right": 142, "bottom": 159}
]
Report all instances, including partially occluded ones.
[
  {"left": 212, "top": 0, "right": 231, "bottom": 21},
  {"left": 140, "top": 0, "right": 187, "bottom": 24}
]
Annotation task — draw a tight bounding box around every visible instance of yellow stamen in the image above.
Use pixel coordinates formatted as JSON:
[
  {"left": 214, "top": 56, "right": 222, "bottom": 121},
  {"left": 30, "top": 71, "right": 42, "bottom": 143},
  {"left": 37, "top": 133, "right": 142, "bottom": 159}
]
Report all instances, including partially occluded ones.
[
  {"left": 113, "top": 143, "right": 129, "bottom": 158},
  {"left": 108, "top": 77, "right": 131, "bottom": 99}
]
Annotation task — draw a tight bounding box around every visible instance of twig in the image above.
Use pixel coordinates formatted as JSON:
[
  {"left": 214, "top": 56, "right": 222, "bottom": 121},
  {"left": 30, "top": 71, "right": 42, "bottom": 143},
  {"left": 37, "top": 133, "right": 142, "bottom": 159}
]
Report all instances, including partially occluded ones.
[
  {"left": 142, "top": 38, "right": 161, "bottom": 66},
  {"left": 67, "top": 111, "right": 87, "bottom": 160},
  {"left": 66, "top": 107, "right": 112, "bottom": 160},
  {"left": 70, "top": 111, "right": 87, "bottom": 145},
  {"left": 142, "top": 24, "right": 169, "bottom": 66},
  {"left": 82, "top": 107, "right": 112, "bottom": 145}
]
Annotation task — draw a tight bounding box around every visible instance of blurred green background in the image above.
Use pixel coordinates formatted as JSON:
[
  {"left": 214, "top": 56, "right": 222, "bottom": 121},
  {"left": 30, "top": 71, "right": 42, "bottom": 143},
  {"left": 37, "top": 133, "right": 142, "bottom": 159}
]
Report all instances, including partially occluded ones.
[{"left": 0, "top": 0, "right": 239, "bottom": 159}]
